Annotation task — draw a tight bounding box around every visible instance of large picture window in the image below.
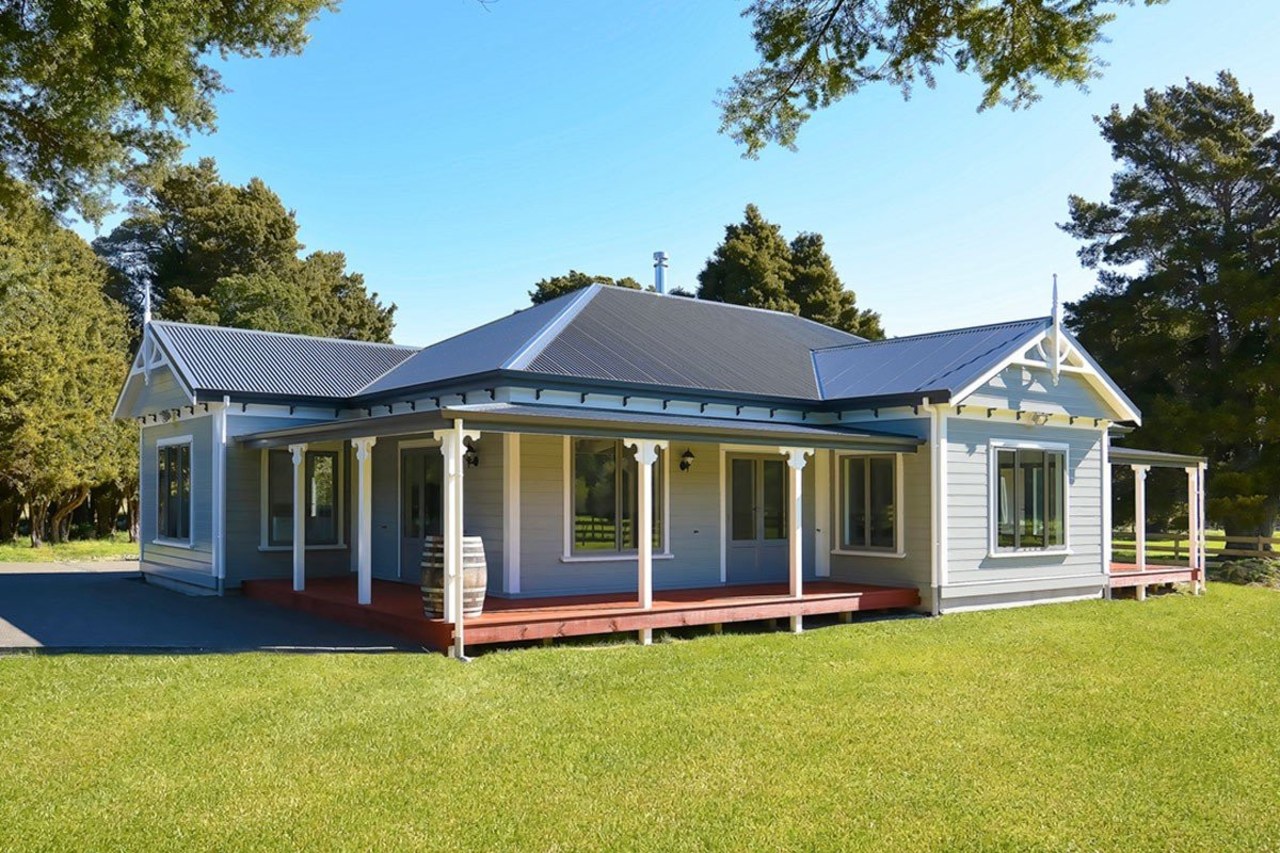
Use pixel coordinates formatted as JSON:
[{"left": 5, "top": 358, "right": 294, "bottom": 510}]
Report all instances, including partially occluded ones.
[
  {"left": 994, "top": 446, "right": 1066, "bottom": 551},
  {"left": 839, "top": 454, "right": 899, "bottom": 552},
  {"left": 157, "top": 441, "right": 191, "bottom": 542},
  {"left": 265, "top": 449, "right": 342, "bottom": 547},
  {"left": 571, "top": 438, "right": 663, "bottom": 554}
]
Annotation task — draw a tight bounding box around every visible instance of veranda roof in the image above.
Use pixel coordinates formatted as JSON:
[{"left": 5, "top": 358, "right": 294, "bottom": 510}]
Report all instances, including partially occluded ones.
[{"left": 236, "top": 402, "right": 923, "bottom": 452}]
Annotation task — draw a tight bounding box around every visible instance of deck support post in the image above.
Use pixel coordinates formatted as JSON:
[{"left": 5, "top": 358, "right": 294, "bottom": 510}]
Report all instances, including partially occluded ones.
[
  {"left": 1186, "top": 465, "right": 1204, "bottom": 594},
  {"left": 1198, "top": 462, "right": 1208, "bottom": 594},
  {"left": 289, "top": 443, "right": 307, "bottom": 592},
  {"left": 625, "top": 438, "right": 667, "bottom": 647},
  {"left": 353, "top": 437, "right": 376, "bottom": 606},
  {"left": 436, "top": 423, "right": 481, "bottom": 659},
  {"left": 781, "top": 447, "right": 813, "bottom": 634},
  {"left": 1133, "top": 464, "right": 1149, "bottom": 600}
]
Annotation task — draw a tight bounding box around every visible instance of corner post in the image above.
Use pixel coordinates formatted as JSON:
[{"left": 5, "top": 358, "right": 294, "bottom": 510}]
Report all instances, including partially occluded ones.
[
  {"left": 625, "top": 438, "right": 667, "bottom": 646},
  {"left": 353, "top": 437, "right": 377, "bottom": 606},
  {"left": 435, "top": 423, "right": 480, "bottom": 659},
  {"left": 1132, "top": 464, "right": 1149, "bottom": 600},
  {"left": 780, "top": 447, "right": 813, "bottom": 634},
  {"left": 289, "top": 443, "right": 307, "bottom": 592}
]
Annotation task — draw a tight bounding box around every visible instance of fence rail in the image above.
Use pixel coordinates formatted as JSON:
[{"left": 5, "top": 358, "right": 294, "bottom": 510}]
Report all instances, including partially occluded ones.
[{"left": 1112, "top": 532, "right": 1279, "bottom": 563}]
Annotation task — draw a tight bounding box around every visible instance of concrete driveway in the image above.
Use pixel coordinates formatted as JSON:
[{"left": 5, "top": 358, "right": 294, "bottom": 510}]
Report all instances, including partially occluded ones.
[{"left": 0, "top": 562, "right": 412, "bottom": 652}]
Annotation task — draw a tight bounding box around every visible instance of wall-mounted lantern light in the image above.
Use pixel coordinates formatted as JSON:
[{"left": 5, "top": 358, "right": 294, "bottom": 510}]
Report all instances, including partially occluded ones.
[
  {"left": 464, "top": 442, "right": 480, "bottom": 467},
  {"left": 679, "top": 449, "right": 695, "bottom": 472}
]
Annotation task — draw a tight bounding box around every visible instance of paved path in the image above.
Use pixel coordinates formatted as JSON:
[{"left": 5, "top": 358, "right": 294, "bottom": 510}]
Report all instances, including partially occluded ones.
[{"left": 0, "top": 562, "right": 413, "bottom": 652}]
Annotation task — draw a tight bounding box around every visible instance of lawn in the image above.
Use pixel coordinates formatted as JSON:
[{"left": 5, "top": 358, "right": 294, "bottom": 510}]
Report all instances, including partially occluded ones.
[
  {"left": 1, "top": 586, "right": 1277, "bottom": 850},
  {"left": 0, "top": 532, "right": 137, "bottom": 563}
]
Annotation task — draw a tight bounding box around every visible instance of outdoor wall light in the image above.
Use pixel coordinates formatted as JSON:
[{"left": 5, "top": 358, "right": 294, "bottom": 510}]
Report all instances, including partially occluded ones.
[
  {"left": 680, "top": 449, "right": 695, "bottom": 472},
  {"left": 1029, "top": 412, "right": 1052, "bottom": 427},
  {"left": 464, "top": 444, "right": 480, "bottom": 467}
]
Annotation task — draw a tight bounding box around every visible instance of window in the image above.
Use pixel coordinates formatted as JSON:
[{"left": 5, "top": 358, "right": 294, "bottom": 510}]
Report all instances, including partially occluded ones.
[
  {"left": 994, "top": 446, "right": 1066, "bottom": 551},
  {"left": 157, "top": 441, "right": 191, "bottom": 542},
  {"left": 839, "top": 455, "right": 898, "bottom": 552},
  {"left": 571, "top": 438, "right": 663, "bottom": 554},
  {"left": 265, "top": 449, "right": 342, "bottom": 547}
]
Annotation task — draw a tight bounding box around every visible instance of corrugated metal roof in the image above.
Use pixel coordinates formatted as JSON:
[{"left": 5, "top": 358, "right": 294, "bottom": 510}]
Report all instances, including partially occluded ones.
[
  {"left": 362, "top": 285, "right": 862, "bottom": 401},
  {"left": 357, "top": 288, "right": 593, "bottom": 396},
  {"left": 520, "top": 286, "right": 859, "bottom": 398},
  {"left": 150, "top": 321, "right": 419, "bottom": 399},
  {"left": 813, "top": 317, "right": 1048, "bottom": 401}
]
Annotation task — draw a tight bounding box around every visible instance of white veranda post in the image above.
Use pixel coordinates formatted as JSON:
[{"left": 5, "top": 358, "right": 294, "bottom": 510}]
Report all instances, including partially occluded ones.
[
  {"left": 353, "top": 437, "right": 376, "bottom": 606},
  {"left": 1132, "top": 464, "right": 1149, "bottom": 601},
  {"left": 780, "top": 447, "right": 813, "bottom": 634},
  {"left": 434, "top": 423, "right": 481, "bottom": 659},
  {"left": 1187, "top": 464, "right": 1207, "bottom": 595},
  {"left": 625, "top": 438, "right": 667, "bottom": 647},
  {"left": 289, "top": 443, "right": 307, "bottom": 592}
]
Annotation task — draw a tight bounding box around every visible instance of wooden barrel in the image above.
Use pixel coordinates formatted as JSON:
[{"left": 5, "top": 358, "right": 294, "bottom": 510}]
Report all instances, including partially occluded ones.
[{"left": 420, "top": 534, "right": 488, "bottom": 618}]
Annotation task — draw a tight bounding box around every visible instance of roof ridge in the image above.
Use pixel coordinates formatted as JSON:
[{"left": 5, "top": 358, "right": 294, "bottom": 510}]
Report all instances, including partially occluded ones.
[
  {"left": 503, "top": 284, "right": 600, "bottom": 369},
  {"left": 598, "top": 284, "right": 865, "bottom": 340},
  {"left": 149, "top": 319, "right": 420, "bottom": 351},
  {"left": 812, "top": 316, "right": 1049, "bottom": 353}
]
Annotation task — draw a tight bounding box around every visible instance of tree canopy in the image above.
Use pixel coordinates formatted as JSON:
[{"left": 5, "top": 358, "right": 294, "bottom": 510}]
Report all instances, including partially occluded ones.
[
  {"left": 95, "top": 159, "right": 395, "bottom": 342},
  {"left": 697, "top": 204, "right": 884, "bottom": 338},
  {"left": 0, "top": 0, "right": 334, "bottom": 222},
  {"left": 1062, "top": 72, "right": 1280, "bottom": 534},
  {"left": 720, "top": 0, "right": 1164, "bottom": 158},
  {"left": 0, "top": 189, "right": 134, "bottom": 545},
  {"left": 529, "top": 270, "right": 644, "bottom": 305}
]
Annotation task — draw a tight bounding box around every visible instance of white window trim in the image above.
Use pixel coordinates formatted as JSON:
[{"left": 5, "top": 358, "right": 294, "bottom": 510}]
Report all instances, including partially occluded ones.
[
  {"left": 987, "top": 438, "right": 1071, "bottom": 559},
  {"left": 259, "top": 444, "right": 347, "bottom": 551},
  {"left": 830, "top": 451, "right": 906, "bottom": 558},
  {"left": 154, "top": 434, "right": 194, "bottom": 548},
  {"left": 561, "top": 435, "right": 672, "bottom": 561}
]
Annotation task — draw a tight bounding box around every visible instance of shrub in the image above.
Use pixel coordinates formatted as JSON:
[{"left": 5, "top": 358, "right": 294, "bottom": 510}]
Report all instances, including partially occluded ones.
[{"left": 1211, "top": 558, "right": 1280, "bottom": 588}]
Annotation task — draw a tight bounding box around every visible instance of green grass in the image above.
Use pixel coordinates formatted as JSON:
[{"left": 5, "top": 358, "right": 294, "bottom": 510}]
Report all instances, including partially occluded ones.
[
  {"left": 2, "top": 586, "right": 1277, "bottom": 850},
  {"left": 0, "top": 532, "right": 137, "bottom": 563}
]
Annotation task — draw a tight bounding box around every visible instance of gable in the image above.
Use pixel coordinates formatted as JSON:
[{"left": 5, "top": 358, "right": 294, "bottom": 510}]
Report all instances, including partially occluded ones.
[
  {"left": 114, "top": 331, "right": 196, "bottom": 420},
  {"left": 950, "top": 327, "right": 1140, "bottom": 423},
  {"left": 964, "top": 364, "right": 1112, "bottom": 420}
]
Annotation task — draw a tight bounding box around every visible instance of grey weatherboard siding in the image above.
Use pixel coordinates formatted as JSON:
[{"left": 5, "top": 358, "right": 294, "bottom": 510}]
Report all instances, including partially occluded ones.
[{"left": 139, "top": 416, "right": 216, "bottom": 589}]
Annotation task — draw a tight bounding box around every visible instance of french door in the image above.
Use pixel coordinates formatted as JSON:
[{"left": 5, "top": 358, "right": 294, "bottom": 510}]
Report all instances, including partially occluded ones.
[
  {"left": 399, "top": 446, "right": 443, "bottom": 583},
  {"left": 726, "top": 455, "right": 789, "bottom": 584}
]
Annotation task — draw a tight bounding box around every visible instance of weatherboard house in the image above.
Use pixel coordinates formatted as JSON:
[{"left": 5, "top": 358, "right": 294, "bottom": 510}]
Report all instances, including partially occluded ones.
[{"left": 115, "top": 282, "right": 1208, "bottom": 655}]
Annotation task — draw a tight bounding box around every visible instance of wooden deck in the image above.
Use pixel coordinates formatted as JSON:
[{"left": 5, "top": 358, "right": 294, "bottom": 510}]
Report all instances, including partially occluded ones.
[
  {"left": 242, "top": 577, "right": 922, "bottom": 652},
  {"left": 1108, "top": 562, "right": 1201, "bottom": 589}
]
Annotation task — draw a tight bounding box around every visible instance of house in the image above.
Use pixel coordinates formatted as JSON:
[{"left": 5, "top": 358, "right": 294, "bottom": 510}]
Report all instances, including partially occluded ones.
[{"left": 114, "top": 283, "right": 1208, "bottom": 656}]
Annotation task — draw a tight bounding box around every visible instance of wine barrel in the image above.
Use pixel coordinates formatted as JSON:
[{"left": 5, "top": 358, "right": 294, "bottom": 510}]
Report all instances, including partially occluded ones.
[{"left": 420, "top": 534, "right": 488, "bottom": 618}]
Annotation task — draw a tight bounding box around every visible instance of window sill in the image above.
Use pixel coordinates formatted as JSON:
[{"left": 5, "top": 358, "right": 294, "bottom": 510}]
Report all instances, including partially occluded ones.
[
  {"left": 831, "top": 548, "right": 906, "bottom": 559},
  {"left": 258, "top": 544, "right": 348, "bottom": 553},
  {"left": 560, "top": 552, "right": 675, "bottom": 564},
  {"left": 152, "top": 538, "right": 193, "bottom": 550},
  {"left": 985, "top": 548, "right": 1073, "bottom": 560}
]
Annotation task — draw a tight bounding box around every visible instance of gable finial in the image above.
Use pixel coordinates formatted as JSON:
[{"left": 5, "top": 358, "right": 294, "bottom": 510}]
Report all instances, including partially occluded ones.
[
  {"left": 1050, "top": 274, "right": 1062, "bottom": 386},
  {"left": 142, "top": 281, "right": 153, "bottom": 326}
]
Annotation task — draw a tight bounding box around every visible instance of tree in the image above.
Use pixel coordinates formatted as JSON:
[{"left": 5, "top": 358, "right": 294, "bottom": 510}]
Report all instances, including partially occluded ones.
[
  {"left": 789, "top": 231, "right": 883, "bottom": 338},
  {"left": 529, "top": 270, "right": 643, "bottom": 305},
  {"left": 698, "top": 204, "right": 884, "bottom": 337},
  {"left": 0, "top": 189, "right": 134, "bottom": 545},
  {"left": 720, "top": 0, "right": 1163, "bottom": 158},
  {"left": 1061, "top": 72, "right": 1280, "bottom": 536},
  {"left": 95, "top": 159, "right": 396, "bottom": 342},
  {"left": 0, "top": 0, "right": 334, "bottom": 222}
]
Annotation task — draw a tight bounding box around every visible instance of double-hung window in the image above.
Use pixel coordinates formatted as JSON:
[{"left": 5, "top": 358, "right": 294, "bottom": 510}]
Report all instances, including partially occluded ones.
[
  {"left": 265, "top": 449, "right": 342, "bottom": 547},
  {"left": 994, "top": 445, "right": 1066, "bottom": 551},
  {"left": 157, "top": 440, "right": 192, "bottom": 543},
  {"left": 571, "top": 438, "right": 663, "bottom": 555},
  {"left": 838, "top": 454, "right": 900, "bottom": 553}
]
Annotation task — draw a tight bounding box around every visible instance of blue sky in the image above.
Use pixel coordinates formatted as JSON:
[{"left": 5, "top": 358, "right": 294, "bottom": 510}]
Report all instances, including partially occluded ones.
[{"left": 91, "top": 0, "right": 1280, "bottom": 346}]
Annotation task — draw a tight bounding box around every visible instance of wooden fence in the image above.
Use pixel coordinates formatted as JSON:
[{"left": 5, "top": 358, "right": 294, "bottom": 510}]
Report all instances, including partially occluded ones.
[{"left": 1112, "top": 532, "right": 1279, "bottom": 564}]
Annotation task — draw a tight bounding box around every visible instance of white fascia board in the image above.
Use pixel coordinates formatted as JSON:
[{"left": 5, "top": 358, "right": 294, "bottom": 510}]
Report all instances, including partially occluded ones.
[{"left": 951, "top": 326, "right": 1141, "bottom": 425}]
